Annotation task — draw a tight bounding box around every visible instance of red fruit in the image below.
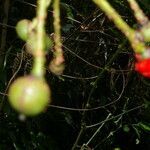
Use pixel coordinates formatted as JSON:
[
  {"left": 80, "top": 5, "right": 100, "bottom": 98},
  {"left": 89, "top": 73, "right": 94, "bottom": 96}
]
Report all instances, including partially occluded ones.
[{"left": 135, "top": 59, "right": 150, "bottom": 77}]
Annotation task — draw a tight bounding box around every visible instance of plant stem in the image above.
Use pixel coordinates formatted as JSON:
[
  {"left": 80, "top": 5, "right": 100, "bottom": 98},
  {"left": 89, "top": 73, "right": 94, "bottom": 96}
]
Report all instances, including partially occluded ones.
[
  {"left": 71, "top": 124, "right": 85, "bottom": 150},
  {"left": 53, "top": 0, "right": 63, "bottom": 59},
  {"left": 31, "top": 0, "right": 51, "bottom": 77},
  {"left": 85, "top": 113, "right": 111, "bottom": 146},
  {"left": 127, "top": 0, "right": 149, "bottom": 25},
  {"left": 49, "top": 0, "right": 64, "bottom": 75}
]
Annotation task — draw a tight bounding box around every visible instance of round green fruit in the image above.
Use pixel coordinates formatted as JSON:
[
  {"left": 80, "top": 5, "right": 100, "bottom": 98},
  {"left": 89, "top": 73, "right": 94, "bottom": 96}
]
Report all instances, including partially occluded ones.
[
  {"left": 8, "top": 75, "right": 51, "bottom": 116},
  {"left": 26, "top": 33, "right": 37, "bottom": 54},
  {"left": 26, "top": 34, "right": 53, "bottom": 55},
  {"left": 16, "top": 19, "right": 31, "bottom": 41}
]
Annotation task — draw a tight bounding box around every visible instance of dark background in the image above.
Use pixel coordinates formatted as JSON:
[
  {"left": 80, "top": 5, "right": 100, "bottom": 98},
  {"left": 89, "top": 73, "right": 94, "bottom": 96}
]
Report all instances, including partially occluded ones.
[{"left": 0, "top": 0, "right": 150, "bottom": 149}]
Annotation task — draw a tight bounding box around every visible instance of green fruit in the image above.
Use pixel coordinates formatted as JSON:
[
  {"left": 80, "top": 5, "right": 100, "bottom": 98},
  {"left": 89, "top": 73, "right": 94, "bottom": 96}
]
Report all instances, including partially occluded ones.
[
  {"left": 8, "top": 75, "right": 51, "bottom": 116},
  {"left": 16, "top": 19, "right": 31, "bottom": 41},
  {"left": 26, "top": 33, "right": 37, "bottom": 55},
  {"left": 26, "top": 34, "right": 53, "bottom": 55}
]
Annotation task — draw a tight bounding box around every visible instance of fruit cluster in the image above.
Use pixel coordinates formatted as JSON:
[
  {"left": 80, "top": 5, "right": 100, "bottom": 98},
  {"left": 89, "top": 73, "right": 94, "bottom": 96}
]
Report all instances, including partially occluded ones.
[
  {"left": 8, "top": 0, "right": 65, "bottom": 117},
  {"left": 8, "top": 0, "right": 53, "bottom": 117},
  {"left": 8, "top": 18, "right": 52, "bottom": 116},
  {"left": 16, "top": 19, "right": 53, "bottom": 55}
]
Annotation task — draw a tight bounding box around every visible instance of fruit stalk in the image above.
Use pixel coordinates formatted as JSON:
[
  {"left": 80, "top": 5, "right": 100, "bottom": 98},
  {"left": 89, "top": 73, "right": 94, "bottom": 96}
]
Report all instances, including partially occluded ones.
[
  {"left": 127, "top": 0, "right": 149, "bottom": 25},
  {"left": 8, "top": 0, "right": 52, "bottom": 116},
  {"left": 49, "top": 0, "right": 65, "bottom": 75},
  {"left": 31, "top": 0, "right": 51, "bottom": 77},
  {"left": 53, "top": 0, "right": 62, "bottom": 55}
]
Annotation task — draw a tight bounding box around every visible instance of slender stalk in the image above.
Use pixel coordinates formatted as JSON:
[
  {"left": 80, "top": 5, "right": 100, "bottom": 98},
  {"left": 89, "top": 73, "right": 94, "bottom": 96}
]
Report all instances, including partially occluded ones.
[
  {"left": 71, "top": 124, "right": 85, "bottom": 150},
  {"left": 53, "top": 0, "right": 62, "bottom": 56},
  {"left": 31, "top": 0, "right": 51, "bottom": 77},
  {"left": 85, "top": 113, "right": 111, "bottom": 146},
  {"left": 49, "top": 0, "right": 65, "bottom": 75},
  {"left": 127, "top": 0, "right": 149, "bottom": 25},
  {"left": 127, "top": 0, "right": 150, "bottom": 42}
]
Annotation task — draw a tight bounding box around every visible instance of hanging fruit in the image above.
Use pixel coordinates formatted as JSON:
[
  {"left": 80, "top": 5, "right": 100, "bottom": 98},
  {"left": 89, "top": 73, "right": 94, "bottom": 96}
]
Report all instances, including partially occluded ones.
[
  {"left": 26, "top": 34, "right": 53, "bottom": 55},
  {"left": 16, "top": 19, "right": 31, "bottom": 41},
  {"left": 8, "top": 75, "right": 51, "bottom": 116},
  {"left": 135, "top": 58, "right": 150, "bottom": 77},
  {"left": 8, "top": 0, "right": 53, "bottom": 117}
]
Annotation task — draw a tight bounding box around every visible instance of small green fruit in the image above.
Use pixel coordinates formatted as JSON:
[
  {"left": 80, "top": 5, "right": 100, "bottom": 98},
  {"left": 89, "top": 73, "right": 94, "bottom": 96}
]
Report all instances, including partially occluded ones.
[
  {"left": 8, "top": 75, "right": 51, "bottom": 116},
  {"left": 16, "top": 19, "right": 31, "bottom": 41},
  {"left": 26, "top": 34, "right": 53, "bottom": 55},
  {"left": 26, "top": 32, "right": 37, "bottom": 54}
]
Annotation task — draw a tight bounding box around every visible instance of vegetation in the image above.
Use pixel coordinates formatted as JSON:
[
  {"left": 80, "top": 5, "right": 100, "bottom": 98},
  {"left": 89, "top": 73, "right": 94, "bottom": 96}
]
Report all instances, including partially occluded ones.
[{"left": 0, "top": 0, "right": 150, "bottom": 149}]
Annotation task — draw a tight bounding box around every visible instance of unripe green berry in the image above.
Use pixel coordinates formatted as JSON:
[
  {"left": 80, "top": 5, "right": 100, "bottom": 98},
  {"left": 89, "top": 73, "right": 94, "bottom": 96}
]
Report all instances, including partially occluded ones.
[
  {"left": 26, "top": 35, "right": 53, "bottom": 55},
  {"left": 8, "top": 75, "right": 51, "bottom": 116},
  {"left": 140, "top": 23, "right": 150, "bottom": 42},
  {"left": 16, "top": 19, "right": 31, "bottom": 41},
  {"left": 26, "top": 32, "right": 37, "bottom": 54}
]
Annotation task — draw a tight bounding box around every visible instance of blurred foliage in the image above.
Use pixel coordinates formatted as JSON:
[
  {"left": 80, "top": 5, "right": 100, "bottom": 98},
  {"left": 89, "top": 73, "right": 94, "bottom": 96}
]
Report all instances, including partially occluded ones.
[{"left": 0, "top": 0, "right": 150, "bottom": 150}]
